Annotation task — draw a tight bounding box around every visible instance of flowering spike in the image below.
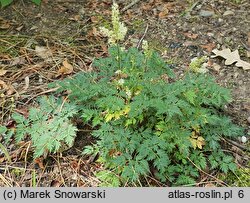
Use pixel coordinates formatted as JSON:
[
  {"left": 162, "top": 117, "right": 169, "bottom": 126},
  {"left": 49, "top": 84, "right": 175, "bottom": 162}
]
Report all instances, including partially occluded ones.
[{"left": 99, "top": 3, "right": 127, "bottom": 45}]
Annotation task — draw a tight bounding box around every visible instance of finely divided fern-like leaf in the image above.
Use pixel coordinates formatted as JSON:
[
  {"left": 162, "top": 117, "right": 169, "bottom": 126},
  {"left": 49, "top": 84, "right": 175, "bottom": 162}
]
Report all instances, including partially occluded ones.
[{"left": 12, "top": 96, "right": 78, "bottom": 158}]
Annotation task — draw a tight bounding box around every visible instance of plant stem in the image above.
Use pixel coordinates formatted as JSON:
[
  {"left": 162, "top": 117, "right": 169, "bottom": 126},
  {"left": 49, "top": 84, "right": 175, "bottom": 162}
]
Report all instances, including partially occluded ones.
[{"left": 117, "top": 44, "right": 121, "bottom": 69}]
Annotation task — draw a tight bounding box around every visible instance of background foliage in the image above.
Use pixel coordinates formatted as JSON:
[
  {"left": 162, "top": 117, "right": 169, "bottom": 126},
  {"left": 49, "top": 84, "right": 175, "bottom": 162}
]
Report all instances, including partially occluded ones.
[{"left": 0, "top": 0, "right": 41, "bottom": 7}]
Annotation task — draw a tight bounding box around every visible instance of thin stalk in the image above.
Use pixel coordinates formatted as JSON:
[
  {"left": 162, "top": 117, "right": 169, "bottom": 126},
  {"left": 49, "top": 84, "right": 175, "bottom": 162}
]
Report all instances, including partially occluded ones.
[{"left": 116, "top": 44, "right": 121, "bottom": 70}]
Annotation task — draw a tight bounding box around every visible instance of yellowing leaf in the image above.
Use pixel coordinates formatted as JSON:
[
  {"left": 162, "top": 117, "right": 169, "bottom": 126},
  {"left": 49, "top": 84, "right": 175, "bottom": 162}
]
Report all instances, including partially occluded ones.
[
  {"left": 196, "top": 136, "right": 205, "bottom": 149},
  {"left": 189, "top": 135, "right": 205, "bottom": 149},
  {"left": 114, "top": 111, "right": 122, "bottom": 120},
  {"left": 189, "top": 138, "right": 198, "bottom": 149},
  {"left": 193, "top": 125, "right": 200, "bottom": 133},
  {"left": 123, "top": 105, "right": 130, "bottom": 114},
  {"left": 105, "top": 113, "right": 114, "bottom": 122},
  {"left": 125, "top": 118, "right": 136, "bottom": 127},
  {"left": 191, "top": 131, "right": 198, "bottom": 138}
]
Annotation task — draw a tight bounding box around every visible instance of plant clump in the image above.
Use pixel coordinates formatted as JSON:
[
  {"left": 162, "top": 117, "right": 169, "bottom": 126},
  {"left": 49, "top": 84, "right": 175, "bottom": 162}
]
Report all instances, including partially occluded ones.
[{"left": 0, "top": 2, "right": 245, "bottom": 186}]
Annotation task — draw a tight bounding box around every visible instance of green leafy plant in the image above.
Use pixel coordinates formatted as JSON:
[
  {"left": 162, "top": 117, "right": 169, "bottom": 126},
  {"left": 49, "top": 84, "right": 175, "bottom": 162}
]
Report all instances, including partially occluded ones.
[
  {"left": 54, "top": 45, "right": 244, "bottom": 186},
  {"left": 3, "top": 96, "right": 78, "bottom": 158},
  {"left": 219, "top": 164, "right": 250, "bottom": 187},
  {"left": 0, "top": 0, "right": 41, "bottom": 8},
  {"left": 95, "top": 170, "right": 121, "bottom": 187},
  {"left": 50, "top": 3, "right": 244, "bottom": 186}
]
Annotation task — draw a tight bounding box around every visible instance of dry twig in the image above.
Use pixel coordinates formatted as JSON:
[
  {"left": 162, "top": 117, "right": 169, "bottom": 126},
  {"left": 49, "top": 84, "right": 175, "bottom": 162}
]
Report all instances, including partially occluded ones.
[
  {"left": 121, "top": 0, "right": 141, "bottom": 12},
  {"left": 136, "top": 24, "right": 149, "bottom": 49}
]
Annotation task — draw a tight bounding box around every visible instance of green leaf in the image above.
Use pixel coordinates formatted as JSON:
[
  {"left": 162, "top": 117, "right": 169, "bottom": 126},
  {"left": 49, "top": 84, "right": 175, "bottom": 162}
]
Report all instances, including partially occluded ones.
[
  {"left": 135, "top": 159, "right": 149, "bottom": 175},
  {"left": 96, "top": 170, "right": 120, "bottom": 187},
  {"left": 175, "top": 175, "right": 196, "bottom": 186},
  {"left": 220, "top": 162, "right": 229, "bottom": 173},
  {"left": 11, "top": 96, "right": 78, "bottom": 158},
  {"left": 82, "top": 146, "right": 95, "bottom": 155},
  {"left": 121, "top": 164, "right": 139, "bottom": 182},
  {"left": 223, "top": 155, "right": 233, "bottom": 163},
  {"left": 184, "top": 90, "right": 197, "bottom": 105},
  {"left": 0, "top": 0, "right": 12, "bottom": 7},
  {"left": 209, "top": 155, "right": 219, "bottom": 169},
  {"left": 0, "top": 126, "right": 7, "bottom": 134},
  {"left": 228, "top": 162, "right": 237, "bottom": 172},
  {"left": 31, "top": 0, "right": 41, "bottom": 5},
  {"left": 154, "top": 152, "right": 170, "bottom": 173},
  {"left": 190, "top": 151, "right": 207, "bottom": 170},
  {"left": 3, "top": 128, "right": 14, "bottom": 144},
  {"left": 0, "top": 142, "right": 11, "bottom": 162},
  {"left": 12, "top": 113, "right": 26, "bottom": 123}
]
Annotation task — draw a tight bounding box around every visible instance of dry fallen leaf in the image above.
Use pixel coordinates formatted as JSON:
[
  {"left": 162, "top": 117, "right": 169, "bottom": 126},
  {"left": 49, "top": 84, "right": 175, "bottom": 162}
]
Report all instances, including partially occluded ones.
[
  {"left": 50, "top": 180, "right": 61, "bottom": 187},
  {"left": 212, "top": 48, "right": 239, "bottom": 65},
  {"left": 212, "top": 48, "right": 250, "bottom": 70},
  {"left": 90, "top": 16, "right": 99, "bottom": 23},
  {"left": 16, "top": 25, "right": 24, "bottom": 31},
  {"left": 0, "top": 80, "right": 8, "bottom": 90},
  {"left": 34, "top": 158, "right": 45, "bottom": 169},
  {"left": 58, "top": 59, "right": 74, "bottom": 75},
  {"left": 183, "top": 32, "right": 199, "bottom": 39},
  {"left": 35, "top": 46, "right": 53, "bottom": 61},
  {"left": 247, "top": 32, "right": 250, "bottom": 58},
  {"left": 10, "top": 57, "right": 26, "bottom": 66},
  {"left": 212, "top": 63, "right": 221, "bottom": 72},
  {"left": 24, "top": 76, "right": 30, "bottom": 90},
  {"left": 0, "top": 80, "right": 15, "bottom": 95},
  {"left": 205, "top": 183, "right": 216, "bottom": 187},
  {"left": 69, "top": 15, "right": 81, "bottom": 21},
  {"left": 0, "top": 69, "right": 7, "bottom": 76},
  {"left": 158, "top": 9, "right": 169, "bottom": 18},
  {"left": 247, "top": 32, "right": 250, "bottom": 47},
  {"left": 247, "top": 51, "right": 250, "bottom": 58},
  {"left": 200, "top": 43, "right": 216, "bottom": 52},
  {"left": 0, "top": 18, "right": 11, "bottom": 29},
  {"left": 235, "top": 60, "right": 250, "bottom": 70}
]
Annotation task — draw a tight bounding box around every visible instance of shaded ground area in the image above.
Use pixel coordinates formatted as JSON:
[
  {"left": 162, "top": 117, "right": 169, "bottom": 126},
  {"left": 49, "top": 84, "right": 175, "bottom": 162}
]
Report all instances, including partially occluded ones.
[{"left": 0, "top": 0, "right": 249, "bottom": 186}]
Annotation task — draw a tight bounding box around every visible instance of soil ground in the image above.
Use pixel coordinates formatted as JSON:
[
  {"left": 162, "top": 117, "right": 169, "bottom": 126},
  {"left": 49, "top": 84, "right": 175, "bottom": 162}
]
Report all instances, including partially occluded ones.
[{"left": 0, "top": 0, "right": 249, "bottom": 186}]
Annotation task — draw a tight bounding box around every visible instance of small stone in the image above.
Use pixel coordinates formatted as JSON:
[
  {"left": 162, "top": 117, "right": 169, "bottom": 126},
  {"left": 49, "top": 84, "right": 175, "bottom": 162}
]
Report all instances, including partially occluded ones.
[
  {"left": 71, "top": 173, "right": 78, "bottom": 180},
  {"left": 212, "top": 63, "right": 221, "bottom": 72},
  {"left": 196, "top": 5, "right": 202, "bottom": 10},
  {"left": 241, "top": 136, "right": 247, "bottom": 143},
  {"left": 247, "top": 116, "right": 250, "bottom": 124},
  {"left": 207, "top": 32, "right": 214, "bottom": 37},
  {"left": 223, "top": 10, "right": 235, "bottom": 16},
  {"left": 247, "top": 51, "right": 250, "bottom": 58},
  {"left": 38, "top": 76, "right": 43, "bottom": 84},
  {"left": 199, "top": 10, "right": 215, "bottom": 17},
  {"left": 30, "top": 26, "right": 38, "bottom": 30},
  {"left": 238, "top": 80, "right": 243, "bottom": 85},
  {"left": 218, "top": 18, "right": 223, "bottom": 23},
  {"left": 234, "top": 72, "right": 239, "bottom": 78}
]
